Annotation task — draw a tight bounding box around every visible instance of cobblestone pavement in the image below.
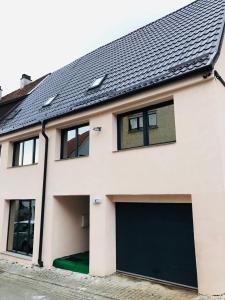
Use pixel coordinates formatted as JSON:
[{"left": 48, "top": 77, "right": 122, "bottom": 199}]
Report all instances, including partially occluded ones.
[{"left": 0, "top": 259, "right": 224, "bottom": 300}]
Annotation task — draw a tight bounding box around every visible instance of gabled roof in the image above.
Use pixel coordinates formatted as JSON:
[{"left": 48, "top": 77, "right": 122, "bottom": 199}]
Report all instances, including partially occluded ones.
[
  {"left": 1, "top": 0, "right": 225, "bottom": 136},
  {"left": 0, "top": 74, "right": 48, "bottom": 105}
]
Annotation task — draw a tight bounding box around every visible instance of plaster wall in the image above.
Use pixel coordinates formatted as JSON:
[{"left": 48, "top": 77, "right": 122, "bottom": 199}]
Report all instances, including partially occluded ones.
[
  {"left": 0, "top": 72, "right": 225, "bottom": 295},
  {"left": 0, "top": 132, "right": 44, "bottom": 264}
]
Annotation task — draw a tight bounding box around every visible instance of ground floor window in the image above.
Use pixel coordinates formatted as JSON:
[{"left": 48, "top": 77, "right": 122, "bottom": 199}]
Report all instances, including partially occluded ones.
[{"left": 7, "top": 200, "right": 35, "bottom": 256}]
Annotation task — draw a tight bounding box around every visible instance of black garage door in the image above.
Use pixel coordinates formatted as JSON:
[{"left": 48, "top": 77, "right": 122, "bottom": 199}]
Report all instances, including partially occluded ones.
[{"left": 116, "top": 203, "right": 197, "bottom": 287}]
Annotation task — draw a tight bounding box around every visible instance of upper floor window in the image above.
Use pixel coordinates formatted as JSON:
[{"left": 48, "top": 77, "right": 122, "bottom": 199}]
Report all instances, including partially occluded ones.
[
  {"left": 118, "top": 100, "right": 176, "bottom": 150},
  {"left": 61, "top": 124, "right": 89, "bottom": 159},
  {"left": 13, "top": 137, "right": 39, "bottom": 167}
]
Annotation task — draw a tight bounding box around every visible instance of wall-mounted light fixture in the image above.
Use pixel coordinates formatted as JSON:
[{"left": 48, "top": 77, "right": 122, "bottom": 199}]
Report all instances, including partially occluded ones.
[
  {"left": 93, "top": 127, "right": 102, "bottom": 132},
  {"left": 93, "top": 197, "right": 103, "bottom": 204}
]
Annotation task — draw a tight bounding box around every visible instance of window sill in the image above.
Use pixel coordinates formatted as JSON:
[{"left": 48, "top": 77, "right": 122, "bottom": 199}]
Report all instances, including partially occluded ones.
[
  {"left": 8, "top": 163, "right": 38, "bottom": 169},
  {"left": 114, "top": 141, "right": 176, "bottom": 153},
  {"left": 55, "top": 156, "right": 89, "bottom": 162},
  {"left": 0, "top": 251, "right": 32, "bottom": 261}
]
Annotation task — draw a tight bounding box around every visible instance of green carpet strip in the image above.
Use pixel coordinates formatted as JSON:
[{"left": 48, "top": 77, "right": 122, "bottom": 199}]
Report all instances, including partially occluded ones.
[{"left": 53, "top": 252, "right": 89, "bottom": 274}]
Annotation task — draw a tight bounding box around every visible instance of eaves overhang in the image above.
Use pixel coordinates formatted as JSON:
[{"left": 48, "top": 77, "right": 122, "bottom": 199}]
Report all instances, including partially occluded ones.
[{"left": 0, "top": 64, "right": 214, "bottom": 139}]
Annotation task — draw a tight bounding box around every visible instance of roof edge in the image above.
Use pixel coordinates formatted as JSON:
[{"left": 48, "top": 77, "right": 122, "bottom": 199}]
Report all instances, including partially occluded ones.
[
  {"left": 209, "top": 11, "right": 225, "bottom": 66},
  {"left": 0, "top": 64, "right": 213, "bottom": 139}
]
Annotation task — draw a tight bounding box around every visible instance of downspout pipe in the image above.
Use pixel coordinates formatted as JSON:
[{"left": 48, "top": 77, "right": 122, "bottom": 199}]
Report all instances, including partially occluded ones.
[
  {"left": 214, "top": 70, "right": 225, "bottom": 87},
  {"left": 38, "top": 121, "right": 49, "bottom": 267}
]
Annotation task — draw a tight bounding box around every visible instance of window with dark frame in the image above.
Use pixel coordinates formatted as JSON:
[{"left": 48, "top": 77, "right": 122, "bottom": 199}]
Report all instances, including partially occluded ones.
[
  {"left": 118, "top": 100, "right": 176, "bottom": 150},
  {"left": 13, "top": 137, "right": 39, "bottom": 167},
  {"left": 61, "top": 124, "right": 89, "bottom": 159},
  {"left": 7, "top": 200, "right": 35, "bottom": 256}
]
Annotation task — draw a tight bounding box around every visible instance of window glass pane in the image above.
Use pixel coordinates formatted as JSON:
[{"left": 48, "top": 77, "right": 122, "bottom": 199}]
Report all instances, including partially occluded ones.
[
  {"left": 23, "top": 140, "right": 34, "bottom": 165},
  {"left": 148, "top": 104, "right": 176, "bottom": 145},
  {"left": 120, "top": 114, "right": 144, "bottom": 149},
  {"left": 7, "top": 200, "right": 35, "bottom": 256},
  {"left": 16, "top": 201, "right": 30, "bottom": 254},
  {"left": 19, "top": 200, "right": 31, "bottom": 221},
  {"left": 78, "top": 126, "right": 89, "bottom": 157},
  {"left": 139, "top": 116, "right": 143, "bottom": 128},
  {"left": 7, "top": 201, "right": 20, "bottom": 253},
  {"left": 13, "top": 138, "right": 38, "bottom": 166},
  {"left": 129, "top": 113, "right": 143, "bottom": 131},
  {"left": 35, "top": 139, "right": 39, "bottom": 164},
  {"left": 149, "top": 112, "right": 157, "bottom": 127},
  {"left": 14, "top": 142, "right": 23, "bottom": 166},
  {"left": 29, "top": 201, "right": 35, "bottom": 255},
  {"left": 62, "top": 129, "right": 76, "bottom": 159},
  {"left": 129, "top": 118, "right": 138, "bottom": 130},
  {"left": 19, "top": 143, "right": 23, "bottom": 166}
]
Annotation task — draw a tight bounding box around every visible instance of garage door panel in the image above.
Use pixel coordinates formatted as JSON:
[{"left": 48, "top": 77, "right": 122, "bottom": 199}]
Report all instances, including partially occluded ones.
[{"left": 116, "top": 203, "right": 197, "bottom": 287}]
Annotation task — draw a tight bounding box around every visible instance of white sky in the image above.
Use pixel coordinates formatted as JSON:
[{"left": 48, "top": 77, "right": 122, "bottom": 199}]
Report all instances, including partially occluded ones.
[{"left": 0, "top": 0, "right": 194, "bottom": 95}]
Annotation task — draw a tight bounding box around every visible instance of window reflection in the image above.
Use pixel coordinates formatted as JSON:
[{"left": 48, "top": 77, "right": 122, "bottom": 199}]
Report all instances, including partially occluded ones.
[
  {"left": 61, "top": 124, "right": 89, "bottom": 159},
  {"left": 63, "top": 129, "right": 76, "bottom": 159},
  {"left": 23, "top": 140, "right": 33, "bottom": 165},
  {"left": 118, "top": 101, "right": 176, "bottom": 150},
  {"left": 148, "top": 104, "right": 176, "bottom": 145},
  {"left": 7, "top": 200, "right": 35, "bottom": 256},
  {"left": 13, "top": 137, "right": 39, "bottom": 167},
  {"left": 120, "top": 115, "right": 144, "bottom": 149},
  {"left": 148, "top": 112, "right": 157, "bottom": 128},
  {"left": 35, "top": 139, "right": 39, "bottom": 164},
  {"left": 78, "top": 126, "right": 89, "bottom": 157}
]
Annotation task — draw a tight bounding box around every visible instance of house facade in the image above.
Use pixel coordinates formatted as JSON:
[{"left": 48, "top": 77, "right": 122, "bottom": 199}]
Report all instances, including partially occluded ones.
[{"left": 0, "top": 0, "right": 225, "bottom": 296}]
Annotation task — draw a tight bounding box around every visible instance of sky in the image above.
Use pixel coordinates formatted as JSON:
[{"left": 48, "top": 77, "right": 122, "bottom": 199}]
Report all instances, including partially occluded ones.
[{"left": 0, "top": 0, "right": 194, "bottom": 95}]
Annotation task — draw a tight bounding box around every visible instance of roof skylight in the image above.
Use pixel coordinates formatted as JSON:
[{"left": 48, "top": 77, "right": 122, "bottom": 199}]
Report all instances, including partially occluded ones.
[
  {"left": 0, "top": 108, "right": 22, "bottom": 126},
  {"left": 5, "top": 108, "right": 22, "bottom": 121},
  {"left": 43, "top": 95, "right": 57, "bottom": 107},
  {"left": 89, "top": 75, "right": 106, "bottom": 89}
]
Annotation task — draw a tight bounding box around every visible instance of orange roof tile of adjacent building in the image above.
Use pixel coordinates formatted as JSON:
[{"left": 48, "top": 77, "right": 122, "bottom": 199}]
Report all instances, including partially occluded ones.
[{"left": 1, "top": 74, "right": 49, "bottom": 104}]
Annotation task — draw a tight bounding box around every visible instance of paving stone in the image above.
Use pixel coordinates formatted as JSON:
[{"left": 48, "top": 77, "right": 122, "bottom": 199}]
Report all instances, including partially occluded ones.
[{"left": 0, "top": 258, "right": 199, "bottom": 300}]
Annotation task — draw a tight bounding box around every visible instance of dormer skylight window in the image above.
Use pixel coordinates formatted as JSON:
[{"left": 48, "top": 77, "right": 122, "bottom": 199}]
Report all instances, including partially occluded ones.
[
  {"left": 5, "top": 108, "right": 22, "bottom": 121},
  {"left": 43, "top": 95, "right": 57, "bottom": 107},
  {"left": 89, "top": 75, "right": 106, "bottom": 90}
]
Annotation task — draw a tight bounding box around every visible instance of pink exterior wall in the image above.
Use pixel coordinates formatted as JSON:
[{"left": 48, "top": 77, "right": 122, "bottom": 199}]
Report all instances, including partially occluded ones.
[
  {"left": 0, "top": 58, "right": 225, "bottom": 296},
  {"left": 0, "top": 129, "right": 44, "bottom": 265}
]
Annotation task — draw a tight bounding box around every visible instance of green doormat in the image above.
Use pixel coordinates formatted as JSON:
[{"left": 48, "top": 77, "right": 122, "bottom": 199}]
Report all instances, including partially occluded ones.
[{"left": 53, "top": 252, "right": 89, "bottom": 274}]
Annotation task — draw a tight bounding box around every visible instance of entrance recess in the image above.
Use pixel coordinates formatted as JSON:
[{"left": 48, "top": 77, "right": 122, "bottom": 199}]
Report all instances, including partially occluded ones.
[{"left": 52, "top": 196, "right": 89, "bottom": 274}]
